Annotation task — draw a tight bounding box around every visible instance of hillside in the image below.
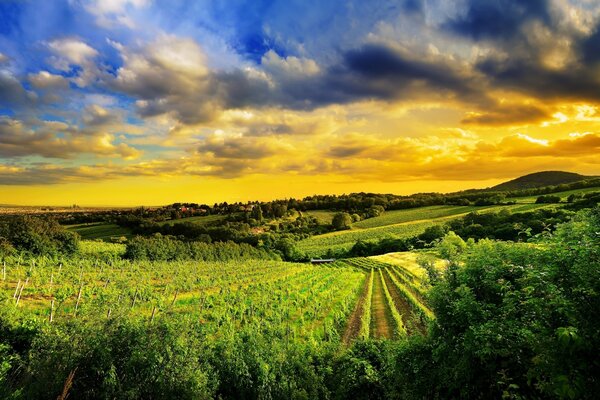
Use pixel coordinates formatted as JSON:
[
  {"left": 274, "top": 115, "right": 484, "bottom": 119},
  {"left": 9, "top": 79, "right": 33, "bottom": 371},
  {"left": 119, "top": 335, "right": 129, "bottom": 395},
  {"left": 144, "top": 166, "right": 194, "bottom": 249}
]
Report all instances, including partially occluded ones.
[{"left": 491, "top": 171, "right": 592, "bottom": 191}]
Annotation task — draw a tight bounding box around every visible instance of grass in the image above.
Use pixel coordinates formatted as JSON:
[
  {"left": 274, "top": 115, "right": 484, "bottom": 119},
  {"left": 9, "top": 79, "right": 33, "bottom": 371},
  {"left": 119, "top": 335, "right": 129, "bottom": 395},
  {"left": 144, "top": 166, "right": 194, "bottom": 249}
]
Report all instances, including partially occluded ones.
[
  {"left": 297, "top": 205, "right": 505, "bottom": 257},
  {"left": 67, "top": 223, "right": 132, "bottom": 241},
  {"left": 157, "top": 214, "right": 228, "bottom": 226},
  {"left": 508, "top": 187, "right": 600, "bottom": 203},
  {"left": 303, "top": 210, "right": 336, "bottom": 225},
  {"left": 353, "top": 205, "right": 486, "bottom": 229}
]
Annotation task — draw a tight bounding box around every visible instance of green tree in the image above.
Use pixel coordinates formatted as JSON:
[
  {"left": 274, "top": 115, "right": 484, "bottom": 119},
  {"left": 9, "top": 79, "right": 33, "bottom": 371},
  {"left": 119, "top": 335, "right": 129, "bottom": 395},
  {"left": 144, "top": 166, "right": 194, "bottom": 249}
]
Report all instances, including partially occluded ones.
[{"left": 332, "top": 212, "right": 352, "bottom": 230}]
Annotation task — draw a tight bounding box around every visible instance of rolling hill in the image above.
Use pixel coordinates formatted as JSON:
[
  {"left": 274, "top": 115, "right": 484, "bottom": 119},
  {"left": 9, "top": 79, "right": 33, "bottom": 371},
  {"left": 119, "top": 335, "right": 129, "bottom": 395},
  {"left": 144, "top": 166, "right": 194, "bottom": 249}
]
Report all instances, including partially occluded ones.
[{"left": 491, "top": 171, "right": 593, "bottom": 191}]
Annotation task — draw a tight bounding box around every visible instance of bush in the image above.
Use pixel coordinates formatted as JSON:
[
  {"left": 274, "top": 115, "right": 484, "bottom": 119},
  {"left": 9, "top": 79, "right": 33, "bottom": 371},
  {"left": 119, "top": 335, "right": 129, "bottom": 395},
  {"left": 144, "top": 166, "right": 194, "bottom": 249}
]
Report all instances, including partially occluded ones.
[
  {"left": 332, "top": 213, "right": 353, "bottom": 231},
  {"left": 536, "top": 195, "right": 561, "bottom": 204},
  {"left": 0, "top": 216, "right": 79, "bottom": 256},
  {"left": 124, "top": 235, "right": 279, "bottom": 262}
]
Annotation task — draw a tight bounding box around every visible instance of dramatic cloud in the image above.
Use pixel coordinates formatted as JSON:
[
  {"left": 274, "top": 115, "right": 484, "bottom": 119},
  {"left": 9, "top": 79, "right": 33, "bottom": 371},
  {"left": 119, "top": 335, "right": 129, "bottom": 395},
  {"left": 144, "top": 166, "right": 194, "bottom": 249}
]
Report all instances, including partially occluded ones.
[
  {"left": 446, "top": 0, "right": 551, "bottom": 40},
  {"left": 0, "top": 117, "right": 141, "bottom": 159},
  {"left": 0, "top": 0, "right": 599, "bottom": 203}
]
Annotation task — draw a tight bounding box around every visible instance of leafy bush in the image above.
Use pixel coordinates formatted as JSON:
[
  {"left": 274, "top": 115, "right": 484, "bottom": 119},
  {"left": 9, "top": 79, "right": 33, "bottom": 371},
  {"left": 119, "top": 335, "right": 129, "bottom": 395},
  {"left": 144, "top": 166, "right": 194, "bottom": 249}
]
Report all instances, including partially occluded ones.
[
  {"left": 124, "top": 235, "right": 279, "bottom": 261},
  {"left": 0, "top": 216, "right": 79, "bottom": 256}
]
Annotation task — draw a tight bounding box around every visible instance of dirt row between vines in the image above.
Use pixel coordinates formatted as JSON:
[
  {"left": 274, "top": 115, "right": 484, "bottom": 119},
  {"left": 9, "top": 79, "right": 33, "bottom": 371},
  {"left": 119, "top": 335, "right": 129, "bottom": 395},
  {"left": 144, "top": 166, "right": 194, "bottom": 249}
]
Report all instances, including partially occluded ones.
[
  {"left": 342, "top": 273, "right": 370, "bottom": 345},
  {"left": 370, "top": 269, "right": 394, "bottom": 339},
  {"left": 382, "top": 268, "right": 426, "bottom": 335}
]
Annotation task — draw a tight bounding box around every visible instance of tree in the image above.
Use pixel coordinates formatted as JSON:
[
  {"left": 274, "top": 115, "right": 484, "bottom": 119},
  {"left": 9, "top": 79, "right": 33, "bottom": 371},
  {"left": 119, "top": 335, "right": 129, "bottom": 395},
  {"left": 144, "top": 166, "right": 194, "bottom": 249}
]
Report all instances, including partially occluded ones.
[
  {"left": 436, "top": 231, "right": 467, "bottom": 260},
  {"left": 252, "top": 205, "right": 263, "bottom": 223},
  {"left": 366, "top": 205, "right": 385, "bottom": 218},
  {"left": 332, "top": 212, "right": 352, "bottom": 230},
  {"left": 536, "top": 195, "right": 561, "bottom": 204}
]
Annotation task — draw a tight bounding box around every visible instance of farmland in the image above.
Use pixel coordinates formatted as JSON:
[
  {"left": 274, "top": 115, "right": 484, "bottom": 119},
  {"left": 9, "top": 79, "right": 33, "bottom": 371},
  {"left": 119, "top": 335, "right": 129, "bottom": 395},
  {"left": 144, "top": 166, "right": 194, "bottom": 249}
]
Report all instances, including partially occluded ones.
[
  {"left": 339, "top": 256, "right": 433, "bottom": 339},
  {"left": 296, "top": 202, "right": 565, "bottom": 257},
  {"left": 0, "top": 245, "right": 367, "bottom": 342},
  {"left": 0, "top": 204, "right": 598, "bottom": 399},
  {"left": 67, "top": 222, "right": 133, "bottom": 241},
  {"left": 296, "top": 204, "right": 494, "bottom": 257}
]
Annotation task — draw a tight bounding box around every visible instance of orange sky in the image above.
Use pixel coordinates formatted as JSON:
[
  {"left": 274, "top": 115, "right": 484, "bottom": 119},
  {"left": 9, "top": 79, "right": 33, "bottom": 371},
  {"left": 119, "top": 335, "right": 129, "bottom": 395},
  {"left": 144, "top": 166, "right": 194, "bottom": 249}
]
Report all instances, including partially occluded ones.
[{"left": 1, "top": 1, "right": 600, "bottom": 206}]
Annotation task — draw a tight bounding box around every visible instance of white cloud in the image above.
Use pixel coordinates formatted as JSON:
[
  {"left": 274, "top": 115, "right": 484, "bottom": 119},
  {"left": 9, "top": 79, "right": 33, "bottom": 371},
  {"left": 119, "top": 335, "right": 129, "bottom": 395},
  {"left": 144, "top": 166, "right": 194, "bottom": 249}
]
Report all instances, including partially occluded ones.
[
  {"left": 28, "top": 71, "right": 69, "bottom": 89},
  {"left": 47, "top": 38, "right": 100, "bottom": 87},
  {"left": 82, "top": 0, "right": 149, "bottom": 28},
  {"left": 48, "top": 38, "right": 98, "bottom": 65}
]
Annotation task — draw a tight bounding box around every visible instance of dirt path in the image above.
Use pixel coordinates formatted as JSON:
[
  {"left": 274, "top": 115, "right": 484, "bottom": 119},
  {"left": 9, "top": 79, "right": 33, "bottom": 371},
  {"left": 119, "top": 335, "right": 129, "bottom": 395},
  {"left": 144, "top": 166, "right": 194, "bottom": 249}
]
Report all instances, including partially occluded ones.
[
  {"left": 342, "top": 274, "right": 369, "bottom": 344},
  {"left": 370, "top": 270, "right": 393, "bottom": 339},
  {"left": 382, "top": 268, "right": 425, "bottom": 335}
]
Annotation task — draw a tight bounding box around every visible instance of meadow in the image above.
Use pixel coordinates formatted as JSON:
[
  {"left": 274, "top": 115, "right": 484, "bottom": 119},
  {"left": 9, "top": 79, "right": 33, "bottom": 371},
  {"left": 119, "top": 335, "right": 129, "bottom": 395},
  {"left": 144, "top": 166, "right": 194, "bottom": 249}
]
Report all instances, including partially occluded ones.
[{"left": 67, "top": 222, "right": 133, "bottom": 241}]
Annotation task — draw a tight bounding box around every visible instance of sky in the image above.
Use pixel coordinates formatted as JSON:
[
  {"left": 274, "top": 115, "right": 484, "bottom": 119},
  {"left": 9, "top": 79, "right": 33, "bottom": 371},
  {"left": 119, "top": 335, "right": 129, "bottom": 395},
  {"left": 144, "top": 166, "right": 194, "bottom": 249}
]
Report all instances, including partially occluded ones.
[{"left": 1, "top": 0, "right": 600, "bottom": 206}]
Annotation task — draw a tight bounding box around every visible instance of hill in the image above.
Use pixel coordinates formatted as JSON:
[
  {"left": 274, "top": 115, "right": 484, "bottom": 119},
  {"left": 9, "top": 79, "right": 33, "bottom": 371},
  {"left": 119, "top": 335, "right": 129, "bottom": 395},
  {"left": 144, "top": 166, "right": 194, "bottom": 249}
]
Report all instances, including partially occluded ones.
[{"left": 491, "top": 171, "right": 592, "bottom": 191}]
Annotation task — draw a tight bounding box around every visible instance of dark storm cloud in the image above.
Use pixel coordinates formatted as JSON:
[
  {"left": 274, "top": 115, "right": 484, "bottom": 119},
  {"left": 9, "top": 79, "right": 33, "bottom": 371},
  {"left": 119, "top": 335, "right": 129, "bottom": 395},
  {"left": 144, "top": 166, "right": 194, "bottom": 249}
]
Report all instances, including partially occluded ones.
[
  {"left": 477, "top": 57, "right": 600, "bottom": 102},
  {"left": 580, "top": 26, "right": 600, "bottom": 64},
  {"left": 341, "top": 44, "right": 485, "bottom": 102},
  {"left": 445, "top": 0, "right": 550, "bottom": 40}
]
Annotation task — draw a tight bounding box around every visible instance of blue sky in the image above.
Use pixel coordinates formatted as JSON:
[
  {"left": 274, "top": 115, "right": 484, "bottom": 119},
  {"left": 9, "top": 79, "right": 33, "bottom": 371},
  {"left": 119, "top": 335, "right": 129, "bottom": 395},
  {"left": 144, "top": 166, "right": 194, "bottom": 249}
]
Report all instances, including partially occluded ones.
[{"left": 1, "top": 0, "right": 600, "bottom": 205}]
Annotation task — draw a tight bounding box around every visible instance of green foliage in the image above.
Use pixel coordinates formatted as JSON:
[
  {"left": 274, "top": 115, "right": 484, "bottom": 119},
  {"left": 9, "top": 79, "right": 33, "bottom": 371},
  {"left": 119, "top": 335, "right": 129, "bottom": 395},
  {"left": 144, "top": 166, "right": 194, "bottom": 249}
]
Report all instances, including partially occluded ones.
[
  {"left": 124, "top": 235, "right": 278, "bottom": 261},
  {"left": 0, "top": 216, "right": 79, "bottom": 256},
  {"left": 536, "top": 194, "right": 562, "bottom": 204},
  {"left": 436, "top": 231, "right": 467, "bottom": 260},
  {"left": 423, "top": 208, "right": 600, "bottom": 398},
  {"left": 332, "top": 212, "right": 353, "bottom": 231},
  {"left": 1, "top": 208, "right": 599, "bottom": 399}
]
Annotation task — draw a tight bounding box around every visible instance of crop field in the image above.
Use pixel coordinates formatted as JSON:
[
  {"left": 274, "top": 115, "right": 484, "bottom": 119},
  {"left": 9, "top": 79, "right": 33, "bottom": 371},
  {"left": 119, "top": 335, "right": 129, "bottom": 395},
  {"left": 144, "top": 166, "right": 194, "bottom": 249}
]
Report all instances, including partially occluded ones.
[
  {"left": 1, "top": 247, "right": 367, "bottom": 342},
  {"left": 302, "top": 210, "right": 336, "bottom": 224},
  {"left": 508, "top": 187, "right": 600, "bottom": 203},
  {"left": 67, "top": 222, "right": 133, "bottom": 241},
  {"left": 353, "top": 205, "right": 488, "bottom": 229},
  {"left": 296, "top": 203, "right": 563, "bottom": 257},
  {"left": 1, "top": 240, "right": 438, "bottom": 346},
  {"left": 156, "top": 214, "right": 228, "bottom": 226},
  {"left": 338, "top": 255, "right": 435, "bottom": 340},
  {"left": 296, "top": 205, "right": 488, "bottom": 257}
]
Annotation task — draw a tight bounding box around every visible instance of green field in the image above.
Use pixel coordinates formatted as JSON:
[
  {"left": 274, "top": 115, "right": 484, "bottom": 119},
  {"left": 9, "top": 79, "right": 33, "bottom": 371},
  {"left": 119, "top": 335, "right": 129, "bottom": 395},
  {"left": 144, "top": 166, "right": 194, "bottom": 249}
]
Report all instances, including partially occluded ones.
[
  {"left": 297, "top": 205, "right": 489, "bottom": 257},
  {"left": 338, "top": 254, "right": 435, "bottom": 339},
  {"left": 296, "top": 203, "right": 562, "bottom": 257},
  {"left": 67, "top": 223, "right": 132, "bottom": 241},
  {"left": 508, "top": 186, "right": 600, "bottom": 203},
  {"left": 353, "top": 205, "right": 486, "bottom": 229},
  {"left": 1, "top": 248, "right": 363, "bottom": 342},
  {"left": 297, "top": 217, "right": 447, "bottom": 257},
  {"left": 302, "top": 210, "right": 336, "bottom": 224},
  {"left": 156, "top": 214, "right": 228, "bottom": 226}
]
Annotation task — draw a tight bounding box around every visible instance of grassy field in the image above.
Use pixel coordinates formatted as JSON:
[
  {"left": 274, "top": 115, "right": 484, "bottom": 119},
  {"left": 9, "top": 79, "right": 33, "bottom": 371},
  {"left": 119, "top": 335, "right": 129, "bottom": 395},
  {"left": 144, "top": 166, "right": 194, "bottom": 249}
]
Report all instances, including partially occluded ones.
[
  {"left": 296, "top": 203, "right": 563, "bottom": 257},
  {"left": 508, "top": 186, "right": 600, "bottom": 203},
  {"left": 67, "top": 223, "right": 132, "bottom": 241},
  {"left": 297, "top": 205, "right": 489, "bottom": 257},
  {"left": 302, "top": 210, "right": 336, "bottom": 225},
  {"left": 353, "top": 205, "right": 487, "bottom": 229},
  {"left": 156, "top": 214, "right": 228, "bottom": 226},
  {"left": 297, "top": 217, "right": 449, "bottom": 257}
]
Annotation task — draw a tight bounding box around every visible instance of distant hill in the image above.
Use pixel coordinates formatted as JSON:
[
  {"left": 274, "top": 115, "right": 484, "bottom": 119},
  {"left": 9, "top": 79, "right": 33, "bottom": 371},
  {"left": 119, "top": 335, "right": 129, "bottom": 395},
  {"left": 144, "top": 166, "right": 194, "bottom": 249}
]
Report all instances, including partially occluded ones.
[{"left": 492, "top": 171, "right": 593, "bottom": 191}]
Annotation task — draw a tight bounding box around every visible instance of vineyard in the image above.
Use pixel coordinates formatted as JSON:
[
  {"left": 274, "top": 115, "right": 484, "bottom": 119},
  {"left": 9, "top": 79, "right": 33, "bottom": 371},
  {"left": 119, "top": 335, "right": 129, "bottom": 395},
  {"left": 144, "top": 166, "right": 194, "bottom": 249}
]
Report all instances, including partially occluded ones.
[
  {"left": 296, "top": 203, "right": 558, "bottom": 257},
  {"left": 338, "top": 255, "right": 435, "bottom": 341},
  {"left": 0, "top": 251, "right": 368, "bottom": 343},
  {"left": 296, "top": 212, "right": 470, "bottom": 257},
  {"left": 0, "top": 240, "right": 439, "bottom": 347}
]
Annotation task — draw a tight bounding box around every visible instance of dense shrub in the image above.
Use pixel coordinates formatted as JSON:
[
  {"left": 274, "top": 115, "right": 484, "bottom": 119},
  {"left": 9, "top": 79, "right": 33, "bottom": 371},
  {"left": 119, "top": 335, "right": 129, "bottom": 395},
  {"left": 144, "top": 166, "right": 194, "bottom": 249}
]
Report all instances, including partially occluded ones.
[
  {"left": 124, "top": 235, "right": 279, "bottom": 261},
  {"left": 536, "top": 194, "right": 562, "bottom": 203},
  {"left": 0, "top": 216, "right": 79, "bottom": 256}
]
